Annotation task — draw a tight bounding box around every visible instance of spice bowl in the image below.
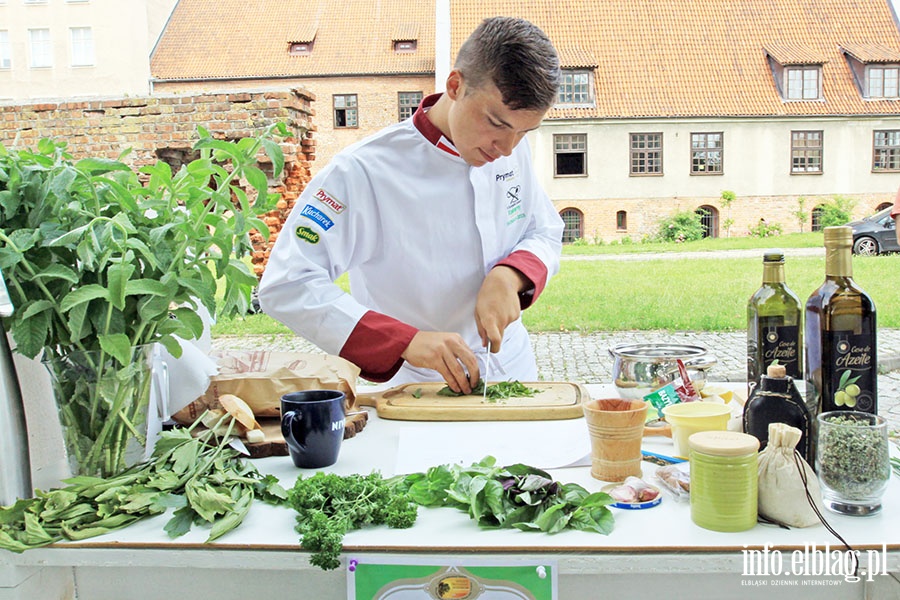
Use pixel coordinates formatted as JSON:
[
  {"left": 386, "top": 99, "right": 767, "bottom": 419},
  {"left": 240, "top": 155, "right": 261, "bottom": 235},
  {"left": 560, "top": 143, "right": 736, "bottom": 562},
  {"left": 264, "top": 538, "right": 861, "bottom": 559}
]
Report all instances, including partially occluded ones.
[
  {"left": 815, "top": 411, "right": 891, "bottom": 516},
  {"left": 662, "top": 402, "right": 731, "bottom": 457}
]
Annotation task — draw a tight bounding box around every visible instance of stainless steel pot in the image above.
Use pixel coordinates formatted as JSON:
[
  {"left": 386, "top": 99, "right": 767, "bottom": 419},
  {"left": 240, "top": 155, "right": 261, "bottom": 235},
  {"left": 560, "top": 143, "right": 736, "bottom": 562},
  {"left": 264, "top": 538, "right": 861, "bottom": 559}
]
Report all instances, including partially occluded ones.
[{"left": 609, "top": 343, "right": 717, "bottom": 399}]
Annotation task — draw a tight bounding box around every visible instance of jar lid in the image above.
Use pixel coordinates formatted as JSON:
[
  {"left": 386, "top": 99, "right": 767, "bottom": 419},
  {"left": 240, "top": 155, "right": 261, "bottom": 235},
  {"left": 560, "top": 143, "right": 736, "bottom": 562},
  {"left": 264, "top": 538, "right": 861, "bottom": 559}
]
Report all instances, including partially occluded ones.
[{"left": 688, "top": 430, "right": 759, "bottom": 456}]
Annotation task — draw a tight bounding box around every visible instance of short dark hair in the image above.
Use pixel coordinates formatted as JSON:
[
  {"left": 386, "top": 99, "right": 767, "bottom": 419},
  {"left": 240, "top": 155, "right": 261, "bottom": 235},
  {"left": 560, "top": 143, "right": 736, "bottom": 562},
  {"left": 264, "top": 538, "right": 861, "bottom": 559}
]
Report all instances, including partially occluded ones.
[{"left": 454, "top": 16, "right": 560, "bottom": 111}]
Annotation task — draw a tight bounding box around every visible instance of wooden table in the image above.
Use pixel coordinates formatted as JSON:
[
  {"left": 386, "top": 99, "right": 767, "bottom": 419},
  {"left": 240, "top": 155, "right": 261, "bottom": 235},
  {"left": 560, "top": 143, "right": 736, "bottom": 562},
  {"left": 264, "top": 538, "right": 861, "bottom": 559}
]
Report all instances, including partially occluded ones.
[{"left": 2, "top": 383, "right": 898, "bottom": 600}]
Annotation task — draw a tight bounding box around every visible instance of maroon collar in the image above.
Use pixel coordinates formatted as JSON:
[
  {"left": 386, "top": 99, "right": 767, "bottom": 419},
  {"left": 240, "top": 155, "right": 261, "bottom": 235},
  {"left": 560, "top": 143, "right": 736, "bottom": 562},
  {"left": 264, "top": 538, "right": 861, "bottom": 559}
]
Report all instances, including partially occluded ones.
[{"left": 412, "top": 93, "right": 460, "bottom": 157}]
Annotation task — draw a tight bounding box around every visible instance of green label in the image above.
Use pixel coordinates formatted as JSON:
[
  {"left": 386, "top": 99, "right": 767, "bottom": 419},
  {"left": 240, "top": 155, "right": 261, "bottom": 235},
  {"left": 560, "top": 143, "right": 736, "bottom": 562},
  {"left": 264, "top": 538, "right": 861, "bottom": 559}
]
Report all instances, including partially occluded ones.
[{"left": 295, "top": 225, "right": 320, "bottom": 244}]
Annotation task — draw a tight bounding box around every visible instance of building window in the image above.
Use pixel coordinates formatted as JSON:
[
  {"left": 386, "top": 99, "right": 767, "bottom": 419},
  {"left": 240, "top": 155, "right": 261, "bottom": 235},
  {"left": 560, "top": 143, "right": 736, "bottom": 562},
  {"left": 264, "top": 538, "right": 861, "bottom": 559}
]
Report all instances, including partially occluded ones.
[
  {"left": 791, "top": 131, "right": 823, "bottom": 174},
  {"left": 289, "top": 42, "right": 313, "bottom": 56},
  {"left": 697, "top": 205, "right": 719, "bottom": 238},
  {"left": 393, "top": 40, "right": 417, "bottom": 53},
  {"left": 873, "top": 130, "right": 900, "bottom": 172},
  {"left": 785, "top": 66, "right": 821, "bottom": 100},
  {"left": 70, "top": 27, "right": 94, "bottom": 66},
  {"left": 690, "top": 132, "right": 723, "bottom": 175},
  {"left": 28, "top": 28, "right": 52, "bottom": 68},
  {"left": 557, "top": 70, "right": 593, "bottom": 106},
  {"left": 867, "top": 65, "right": 900, "bottom": 99},
  {"left": 398, "top": 91, "right": 422, "bottom": 121},
  {"left": 560, "top": 208, "right": 583, "bottom": 243},
  {"left": 630, "top": 133, "right": 663, "bottom": 175},
  {"left": 0, "top": 31, "right": 10, "bottom": 69},
  {"left": 554, "top": 134, "right": 587, "bottom": 176},
  {"left": 811, "top": 205, "right": 825, "bottom": 232},
  {"left": 616, "top": 210, "right": 627, "bottom": 231},
  {"left": 333, "top": 94, "right": 358, "bottom": 128}
]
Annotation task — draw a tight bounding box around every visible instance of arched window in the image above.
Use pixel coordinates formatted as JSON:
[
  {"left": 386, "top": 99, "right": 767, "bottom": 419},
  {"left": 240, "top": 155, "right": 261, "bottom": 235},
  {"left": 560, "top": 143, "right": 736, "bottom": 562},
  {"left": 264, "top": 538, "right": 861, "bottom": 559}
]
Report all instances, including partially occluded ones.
[
  {"left": 616, "top": 210, "right": 627, "bottom": 231},
  {"left": 811, "top": 205, "right": 826, "bottom": 232},
  {"left": 560, "top": 208, "right": 584, "bottom": 243},
  {"left": 696, "top": 205, "right": 719, "bottom": 238}
]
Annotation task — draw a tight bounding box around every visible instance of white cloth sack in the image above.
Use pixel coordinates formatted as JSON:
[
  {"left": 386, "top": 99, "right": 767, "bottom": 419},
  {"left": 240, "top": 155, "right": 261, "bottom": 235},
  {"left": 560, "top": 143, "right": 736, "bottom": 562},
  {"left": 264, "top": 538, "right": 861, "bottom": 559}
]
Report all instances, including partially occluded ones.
[{"left": 758, "top": 422, "right": 824, "bottom": 528}]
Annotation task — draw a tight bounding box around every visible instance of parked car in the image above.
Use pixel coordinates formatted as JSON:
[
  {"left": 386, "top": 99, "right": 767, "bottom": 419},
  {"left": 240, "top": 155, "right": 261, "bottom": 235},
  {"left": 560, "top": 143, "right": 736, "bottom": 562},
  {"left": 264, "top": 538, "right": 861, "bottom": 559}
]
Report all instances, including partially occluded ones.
[{"left": 847, "top": 207, "right": 899, "bottom": 255}]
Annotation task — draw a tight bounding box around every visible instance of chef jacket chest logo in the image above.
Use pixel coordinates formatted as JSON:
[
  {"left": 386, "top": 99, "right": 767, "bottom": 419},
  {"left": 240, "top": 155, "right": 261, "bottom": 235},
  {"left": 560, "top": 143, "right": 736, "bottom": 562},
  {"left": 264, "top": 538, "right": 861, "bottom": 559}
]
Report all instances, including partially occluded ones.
[
  {"left": 299, "top": 204, "right": 334, "bottom": 231},
  {"left": 295, "top": 226, "right": 320, "bottom": 244},
  {"left": 506, "top": 185, "right": 526, "bottom": 225},
  {"left": 314, "top": 188, "right": 346, "bottom": 214}
]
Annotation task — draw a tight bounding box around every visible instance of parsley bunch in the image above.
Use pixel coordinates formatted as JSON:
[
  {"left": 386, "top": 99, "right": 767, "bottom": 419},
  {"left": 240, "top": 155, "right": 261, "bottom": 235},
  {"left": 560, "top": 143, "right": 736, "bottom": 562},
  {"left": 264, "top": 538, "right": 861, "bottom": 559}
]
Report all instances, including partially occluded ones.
[{"left": 287, "top": 472, "right": 417, "bottom": 570}]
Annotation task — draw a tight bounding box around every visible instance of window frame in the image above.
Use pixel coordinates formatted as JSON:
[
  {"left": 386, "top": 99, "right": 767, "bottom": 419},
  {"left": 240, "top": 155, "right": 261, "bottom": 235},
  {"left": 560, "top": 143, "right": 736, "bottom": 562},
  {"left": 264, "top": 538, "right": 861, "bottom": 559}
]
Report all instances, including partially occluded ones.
[
  {"left": 690, "top": 132, "right": 724, "bottom": 175},
  {"left": 0, "top": 30, "right": 10, "bottom": 70},
  {"left": 873, "top": 129, "right": 900, "bottom": 172},
  {"left": 559, "top": 208, "right": 584, "bottom": 243},
  {"left": 630, "top": 132, "right": 663, "bottom": 176},
  {"left": 790, "top": 130, "right": 823, "bottom": 175},
  {"left": 28, "top": 28, "right": 52, "bottom": 69},
  {"left": 866, "top": 65, "right": 900, "bottom": 99},
  {"left": 69, "top": 26, "right": 94, "bottom": 67},
  {"left": 556, "top": 69, "right": 594, "bottom": 107},
  {"left": 616, "top": 210, "right": 628, "bottom": 232},
  {"left": 553, "top": 133, "right": 588, "bottom": 177},
  {"left": 333, "top": 94, "right": 358, "bottom": 129},
  {"left": 397, "top": 91, "right": 422, "bottom": 122},
  {"left": 785, "top": 66, "right": 822, "bottom": 100}
]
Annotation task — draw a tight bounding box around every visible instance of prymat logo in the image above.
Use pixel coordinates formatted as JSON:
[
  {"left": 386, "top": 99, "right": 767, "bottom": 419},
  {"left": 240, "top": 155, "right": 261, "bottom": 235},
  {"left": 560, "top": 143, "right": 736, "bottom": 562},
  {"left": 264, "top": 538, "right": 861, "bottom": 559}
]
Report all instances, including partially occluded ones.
[
  {"left": 741, "top": 543, "right": 890, "bottom": 586},
  {"left": 314, "top": 188, "right": 346, "bottom": 214}
]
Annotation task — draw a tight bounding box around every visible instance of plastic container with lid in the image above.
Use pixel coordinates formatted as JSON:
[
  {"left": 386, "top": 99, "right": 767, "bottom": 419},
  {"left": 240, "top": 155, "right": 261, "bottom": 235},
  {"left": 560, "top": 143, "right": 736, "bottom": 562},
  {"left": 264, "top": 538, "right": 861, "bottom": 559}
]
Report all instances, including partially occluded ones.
[{"left": 689, "top": 430, "right": 760, "bottom": 532}]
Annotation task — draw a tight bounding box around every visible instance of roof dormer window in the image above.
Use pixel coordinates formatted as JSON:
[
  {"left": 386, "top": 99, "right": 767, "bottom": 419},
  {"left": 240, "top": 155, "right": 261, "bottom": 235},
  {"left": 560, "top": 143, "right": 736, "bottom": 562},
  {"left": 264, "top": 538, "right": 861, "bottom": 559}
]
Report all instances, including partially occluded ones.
[
  {"left": 393, "top": 40, "right": 417, "bottom": 53},
  {"left": 289, "top": 42, "right": 313, "bottom": 56},
  {"left": 866, "top": 65, "right": 899, "bottom": 98},
  {"left": 840, "top": 43, "right": 900, "bottom": 100},
  {"left": 764, "top": 44, "right": 824, "bottom": 102},
  {"left": 392, "top": 24, "right": 418, "bottom": 54},
  {"left": 288, "top": 24, "right": 317, "bottom": 57}
]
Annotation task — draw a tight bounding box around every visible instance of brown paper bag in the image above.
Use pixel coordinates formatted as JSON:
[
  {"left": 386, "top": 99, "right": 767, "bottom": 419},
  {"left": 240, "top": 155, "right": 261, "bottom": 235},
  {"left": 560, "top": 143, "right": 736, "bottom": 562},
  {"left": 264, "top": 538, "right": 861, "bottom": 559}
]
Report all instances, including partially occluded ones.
[{"left": 172, "top": 349, "right": 361, "bottom": 425}]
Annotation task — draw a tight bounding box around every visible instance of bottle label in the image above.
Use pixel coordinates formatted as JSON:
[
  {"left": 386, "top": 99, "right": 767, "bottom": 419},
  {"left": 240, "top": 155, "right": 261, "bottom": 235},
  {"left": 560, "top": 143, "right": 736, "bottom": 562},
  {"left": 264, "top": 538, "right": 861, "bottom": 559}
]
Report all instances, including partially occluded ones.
[
  {"left": 821, "top": 330, "right": 877, "bottom": 413},
  {"left": 759, "top": 320, "right": 801, "bottom": 379}
]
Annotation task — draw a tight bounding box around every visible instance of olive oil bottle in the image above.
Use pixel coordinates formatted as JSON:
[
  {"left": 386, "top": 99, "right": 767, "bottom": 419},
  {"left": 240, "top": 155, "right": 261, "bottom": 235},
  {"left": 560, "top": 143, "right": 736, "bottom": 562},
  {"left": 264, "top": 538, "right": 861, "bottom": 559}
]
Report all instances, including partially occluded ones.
[
  {"left": 747, "top": 250, "right": 802, "bottom": 392},
  {"left": 805, "top": 226, "right": 877, "bottom": 417}
]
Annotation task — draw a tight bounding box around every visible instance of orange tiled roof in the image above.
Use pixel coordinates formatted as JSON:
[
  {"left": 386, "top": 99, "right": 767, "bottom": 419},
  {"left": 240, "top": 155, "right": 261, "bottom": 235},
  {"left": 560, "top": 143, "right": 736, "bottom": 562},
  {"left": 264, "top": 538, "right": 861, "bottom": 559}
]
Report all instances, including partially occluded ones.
[
  {"left": 150, "top": 0, "right": 435, "bottom": 79},
  {"left": 450, "top": 0, "right": 900, "bottom": 118},
  {"left": 152, "top": 0, "right": 900, "bottom": 118}
]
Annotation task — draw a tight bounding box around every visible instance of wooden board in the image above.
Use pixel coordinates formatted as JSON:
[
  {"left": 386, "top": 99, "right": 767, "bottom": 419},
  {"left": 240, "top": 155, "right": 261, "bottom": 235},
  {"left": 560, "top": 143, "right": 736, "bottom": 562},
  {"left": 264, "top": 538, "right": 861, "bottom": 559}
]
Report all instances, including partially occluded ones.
[{"left": 356, "top": 381, "right": 588, "bottom": 421}]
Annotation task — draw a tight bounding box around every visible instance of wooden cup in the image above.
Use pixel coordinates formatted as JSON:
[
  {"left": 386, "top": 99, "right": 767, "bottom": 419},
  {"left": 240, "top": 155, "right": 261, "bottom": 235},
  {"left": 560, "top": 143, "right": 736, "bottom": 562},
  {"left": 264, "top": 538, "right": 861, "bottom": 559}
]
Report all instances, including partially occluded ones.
[{"left": 583, "top": 398, "right": 649, "bottom": 482}]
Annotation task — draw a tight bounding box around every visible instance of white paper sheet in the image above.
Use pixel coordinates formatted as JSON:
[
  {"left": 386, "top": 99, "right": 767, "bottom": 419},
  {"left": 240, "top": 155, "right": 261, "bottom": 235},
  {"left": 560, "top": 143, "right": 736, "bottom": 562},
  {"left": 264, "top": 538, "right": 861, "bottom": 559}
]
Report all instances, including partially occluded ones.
[{"left": 393, "top": 419, "right": 591, "bottom": 474}]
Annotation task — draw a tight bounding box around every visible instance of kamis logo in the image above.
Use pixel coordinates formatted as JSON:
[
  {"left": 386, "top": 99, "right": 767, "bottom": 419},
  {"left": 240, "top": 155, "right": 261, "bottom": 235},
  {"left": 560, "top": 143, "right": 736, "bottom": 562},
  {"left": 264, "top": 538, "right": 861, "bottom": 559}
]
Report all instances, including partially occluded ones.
[
  {"left": 295, "top": 226, "right": 320, "bottom": 244},
  {"left": 314, "top": 188, "right": 346, "bottom": 214}
]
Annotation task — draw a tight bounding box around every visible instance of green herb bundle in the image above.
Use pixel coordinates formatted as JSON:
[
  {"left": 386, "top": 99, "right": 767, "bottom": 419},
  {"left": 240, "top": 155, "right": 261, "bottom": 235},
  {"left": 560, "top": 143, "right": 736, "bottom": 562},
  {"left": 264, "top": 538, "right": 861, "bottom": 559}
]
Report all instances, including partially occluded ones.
[
  {"left": 0, "top": 421, "right": 286, "bottom": 552},
  {"left": 436, "top": 380, "right": 540, "bottom": 402},
  {"left": 287, "top": 472, "right": 418, "bottom": 570},
  {"left": 395, "top": 456, "right": 615, "bottom": 535}
]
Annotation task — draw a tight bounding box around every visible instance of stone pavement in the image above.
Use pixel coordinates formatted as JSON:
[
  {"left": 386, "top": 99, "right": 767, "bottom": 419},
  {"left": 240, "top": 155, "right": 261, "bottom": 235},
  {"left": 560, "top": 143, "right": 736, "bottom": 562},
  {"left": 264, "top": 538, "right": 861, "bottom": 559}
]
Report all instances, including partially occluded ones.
[{"left": 212, "top": 328, "right": 900, "bottom": 433}]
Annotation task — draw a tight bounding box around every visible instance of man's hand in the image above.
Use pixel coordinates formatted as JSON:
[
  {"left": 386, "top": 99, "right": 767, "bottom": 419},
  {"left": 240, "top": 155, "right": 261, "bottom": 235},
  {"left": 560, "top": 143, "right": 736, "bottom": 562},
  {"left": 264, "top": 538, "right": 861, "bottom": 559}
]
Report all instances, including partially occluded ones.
[
  {"left": 475, "top": 266, "right": 529, "bottom": 353},
  {"left": 401, "top": 331, "right": 480, "bottom": 393}
]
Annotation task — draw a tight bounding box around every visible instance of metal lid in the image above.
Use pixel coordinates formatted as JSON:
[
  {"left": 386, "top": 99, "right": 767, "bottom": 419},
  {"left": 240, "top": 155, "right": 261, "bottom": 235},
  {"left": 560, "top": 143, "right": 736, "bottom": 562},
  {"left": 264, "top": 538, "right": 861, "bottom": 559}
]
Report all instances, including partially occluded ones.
[
  {"left": 762, "top": 249, "right": 785, "bottom": 262},
  {"left": 823, "top": 225, "right": 852, "bottom": 245},
  {"left": 689, "top": 430, "right": 759, "bottom": 456},
  {"left": 609, "top": 343, "right": 708, "bottom": 361}
]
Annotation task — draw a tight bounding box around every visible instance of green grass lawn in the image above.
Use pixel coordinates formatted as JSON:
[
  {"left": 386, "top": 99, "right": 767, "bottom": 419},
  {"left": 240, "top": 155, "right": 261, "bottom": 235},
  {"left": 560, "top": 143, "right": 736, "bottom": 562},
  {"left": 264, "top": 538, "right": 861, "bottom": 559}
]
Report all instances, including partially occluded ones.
[{"left": 212, "top": 233, "right": 900, "bottom": 336}]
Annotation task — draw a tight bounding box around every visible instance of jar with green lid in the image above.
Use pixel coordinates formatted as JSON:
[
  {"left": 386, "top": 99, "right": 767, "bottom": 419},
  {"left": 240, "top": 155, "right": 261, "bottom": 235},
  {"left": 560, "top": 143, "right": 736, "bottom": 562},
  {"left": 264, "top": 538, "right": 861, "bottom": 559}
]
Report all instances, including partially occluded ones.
[{"left": 689, "top": 430, "right": 760, "bottom": 532}]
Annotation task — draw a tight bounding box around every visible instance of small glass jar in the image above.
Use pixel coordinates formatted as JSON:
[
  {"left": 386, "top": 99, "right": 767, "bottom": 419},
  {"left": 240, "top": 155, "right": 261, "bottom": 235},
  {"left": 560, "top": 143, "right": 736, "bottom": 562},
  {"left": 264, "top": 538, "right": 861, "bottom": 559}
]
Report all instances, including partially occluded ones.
[{"left": 689, "top": 430, "right": 760, "bottom": 532}]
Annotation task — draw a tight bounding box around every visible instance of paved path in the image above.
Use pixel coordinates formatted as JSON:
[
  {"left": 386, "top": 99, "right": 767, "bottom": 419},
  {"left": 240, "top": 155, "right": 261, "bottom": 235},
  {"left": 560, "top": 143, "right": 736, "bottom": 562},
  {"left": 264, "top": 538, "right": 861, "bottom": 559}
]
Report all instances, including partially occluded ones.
[
  {"left": 560, "top": 247, "right": 825, "bottom": 261},
  {"left": 212, "top": 328, "right": 900, "bottom": 433}
]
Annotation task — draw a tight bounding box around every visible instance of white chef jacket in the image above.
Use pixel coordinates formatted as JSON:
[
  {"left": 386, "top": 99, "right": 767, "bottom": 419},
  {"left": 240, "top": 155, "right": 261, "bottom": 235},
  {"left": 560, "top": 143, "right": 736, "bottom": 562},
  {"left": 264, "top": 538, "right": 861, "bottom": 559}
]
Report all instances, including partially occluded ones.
[{"left": 258, "top": 94, "right": 564, "bottom": 386}]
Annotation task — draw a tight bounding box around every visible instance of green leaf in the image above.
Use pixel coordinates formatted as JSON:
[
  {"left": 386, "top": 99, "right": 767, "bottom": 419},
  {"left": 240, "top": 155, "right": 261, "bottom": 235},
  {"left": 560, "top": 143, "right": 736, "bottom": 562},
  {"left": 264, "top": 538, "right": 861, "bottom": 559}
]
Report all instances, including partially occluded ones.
[
  {"left": 30, "top": 264, "right": 79, "bottom": 284},
  {"left": 98, "top": 333, "right": 132, "bottom": 365},
  {"left": 19, "top": 299, "right": 55, "bottom": 320},
  {"left": 107, "top": 262, "right": 135, "bottom": 310},
  {"left": 207, "top": 489, "right": 252, "bottom": 542},
  {"left": 164, "top": 506, "right": 195, "bottom": 538},
  {"left": 260, "top": 138, "right": 284, "bottom": 177},
  {"left": 533, "top": 503, "right": 571, "bottom": 533},
  {"left": 242, "top": 166, "right": 268, "bottom": 199},
  {"left": 124, "top": 278, "right": 169, "bottom": 297},
  {"left": 59, "top": 284, "right": 108, "bottom": 312},
  {"left": 11, "top": 310, "right": 49, "bottom": 358},
  {"left": 75, "top": 157, "right": 132, "bottom": 175}
]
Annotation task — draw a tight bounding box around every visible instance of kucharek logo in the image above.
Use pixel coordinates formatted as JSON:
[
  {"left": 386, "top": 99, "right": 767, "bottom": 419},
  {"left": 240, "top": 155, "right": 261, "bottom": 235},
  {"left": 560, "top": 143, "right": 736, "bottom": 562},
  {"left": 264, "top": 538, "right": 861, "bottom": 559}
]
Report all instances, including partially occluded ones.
[{"left": 741, "top": 543, "right": 890, "bottom": 585}]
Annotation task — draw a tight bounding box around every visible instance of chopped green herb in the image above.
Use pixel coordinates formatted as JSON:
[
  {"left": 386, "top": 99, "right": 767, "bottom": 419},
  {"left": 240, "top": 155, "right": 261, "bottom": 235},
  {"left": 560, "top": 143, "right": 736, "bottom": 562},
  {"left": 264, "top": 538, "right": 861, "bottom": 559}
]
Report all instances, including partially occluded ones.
[{"left": 436, "top": 380, "right": 540, "bottom": 402}]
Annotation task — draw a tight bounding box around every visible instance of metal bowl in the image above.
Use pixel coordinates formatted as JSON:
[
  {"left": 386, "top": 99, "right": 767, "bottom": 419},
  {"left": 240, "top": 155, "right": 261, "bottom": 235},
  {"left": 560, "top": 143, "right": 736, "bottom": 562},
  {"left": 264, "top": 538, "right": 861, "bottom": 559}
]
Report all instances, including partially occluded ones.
[{"left": 609, "top": 343, "right": 717, "bottom": 399}]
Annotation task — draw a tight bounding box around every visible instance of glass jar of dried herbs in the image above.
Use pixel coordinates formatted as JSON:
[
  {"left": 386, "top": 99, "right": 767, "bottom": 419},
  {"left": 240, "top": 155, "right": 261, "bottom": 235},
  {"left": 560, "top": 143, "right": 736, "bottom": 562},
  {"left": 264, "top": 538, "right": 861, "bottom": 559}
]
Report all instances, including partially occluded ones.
[{"left": 815, "top": 411, "right": 891, "bottom": 516}]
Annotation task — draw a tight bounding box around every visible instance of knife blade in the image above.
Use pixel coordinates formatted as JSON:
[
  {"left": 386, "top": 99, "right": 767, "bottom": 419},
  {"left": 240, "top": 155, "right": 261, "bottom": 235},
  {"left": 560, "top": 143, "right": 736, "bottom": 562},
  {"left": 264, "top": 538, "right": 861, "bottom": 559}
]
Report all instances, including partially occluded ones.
[{"left": 482, "top": 341, "right": 491, "bottom": 401}]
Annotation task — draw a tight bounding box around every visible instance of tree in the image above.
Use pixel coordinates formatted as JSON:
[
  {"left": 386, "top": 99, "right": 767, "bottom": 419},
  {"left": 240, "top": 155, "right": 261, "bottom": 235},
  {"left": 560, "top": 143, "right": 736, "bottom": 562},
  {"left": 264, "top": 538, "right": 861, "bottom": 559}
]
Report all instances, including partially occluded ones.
[{"left": 720, "top": 190, "right": 736, "bottom": 237}]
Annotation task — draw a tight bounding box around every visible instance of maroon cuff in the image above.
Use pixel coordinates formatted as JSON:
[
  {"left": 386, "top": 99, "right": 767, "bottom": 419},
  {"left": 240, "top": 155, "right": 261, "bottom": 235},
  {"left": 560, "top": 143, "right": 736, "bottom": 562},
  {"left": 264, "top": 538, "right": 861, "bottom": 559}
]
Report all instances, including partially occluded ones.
[
  {"left": 495, "top": 250, "right": 549, "bottom": 309},
  {"left": 339, "top": 311, "right": 418, "bottom": 382}
]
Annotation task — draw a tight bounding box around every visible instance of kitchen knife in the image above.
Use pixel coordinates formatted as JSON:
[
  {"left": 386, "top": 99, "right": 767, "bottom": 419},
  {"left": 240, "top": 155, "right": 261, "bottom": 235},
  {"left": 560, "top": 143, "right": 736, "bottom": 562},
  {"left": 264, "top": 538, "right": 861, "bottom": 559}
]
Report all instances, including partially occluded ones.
[{"left": 482, "top": 341, "right": 491, "bottom": 402}]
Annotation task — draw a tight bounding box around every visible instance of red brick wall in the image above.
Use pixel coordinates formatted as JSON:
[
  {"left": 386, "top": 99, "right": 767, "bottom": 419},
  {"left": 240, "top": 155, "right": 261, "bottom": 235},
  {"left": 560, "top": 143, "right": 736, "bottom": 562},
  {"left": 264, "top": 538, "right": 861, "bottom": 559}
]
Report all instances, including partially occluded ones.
[{"left": 0, "top": 88, "right": 316, "bottom": 276}]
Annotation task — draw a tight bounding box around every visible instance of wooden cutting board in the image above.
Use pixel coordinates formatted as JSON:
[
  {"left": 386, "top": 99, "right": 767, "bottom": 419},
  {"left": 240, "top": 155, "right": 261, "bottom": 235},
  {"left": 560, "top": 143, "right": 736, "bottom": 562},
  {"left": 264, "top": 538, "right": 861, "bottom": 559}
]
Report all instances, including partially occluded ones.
[{"left": 356, "top": 381, "right": 588, "bottom": 421}]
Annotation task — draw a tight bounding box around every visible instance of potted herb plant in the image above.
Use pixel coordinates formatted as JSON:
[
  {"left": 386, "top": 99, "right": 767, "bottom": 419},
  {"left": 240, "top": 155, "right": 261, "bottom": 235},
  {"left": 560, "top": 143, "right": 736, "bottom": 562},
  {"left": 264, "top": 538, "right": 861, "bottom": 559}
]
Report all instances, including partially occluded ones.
[{"left": 0, "top": 124, "right": 286, "bottom": 478}]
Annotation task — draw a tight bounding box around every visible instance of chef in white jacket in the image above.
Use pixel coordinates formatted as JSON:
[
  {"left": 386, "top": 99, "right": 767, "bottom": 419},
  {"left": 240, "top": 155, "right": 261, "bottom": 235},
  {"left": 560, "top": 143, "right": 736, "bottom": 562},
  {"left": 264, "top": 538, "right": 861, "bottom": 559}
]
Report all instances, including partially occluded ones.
[{"left": 259, "top": 17, "right": 564, "bottom": 394}]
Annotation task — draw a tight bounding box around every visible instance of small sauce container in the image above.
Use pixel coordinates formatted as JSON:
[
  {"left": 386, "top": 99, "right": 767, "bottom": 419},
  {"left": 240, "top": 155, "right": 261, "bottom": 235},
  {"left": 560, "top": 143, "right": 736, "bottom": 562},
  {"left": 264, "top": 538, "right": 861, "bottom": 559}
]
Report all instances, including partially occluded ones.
[{"left": 689, "top": 430, "right": 760, "bottom": 532}]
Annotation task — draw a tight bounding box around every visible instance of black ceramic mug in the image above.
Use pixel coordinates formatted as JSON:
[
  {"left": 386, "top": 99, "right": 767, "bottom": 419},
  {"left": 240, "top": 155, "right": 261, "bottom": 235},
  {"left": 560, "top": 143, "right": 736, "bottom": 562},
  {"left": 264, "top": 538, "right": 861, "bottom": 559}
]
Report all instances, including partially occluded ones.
[{"left": 280, "top": 390, "right": 346, "bottom": 469}]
